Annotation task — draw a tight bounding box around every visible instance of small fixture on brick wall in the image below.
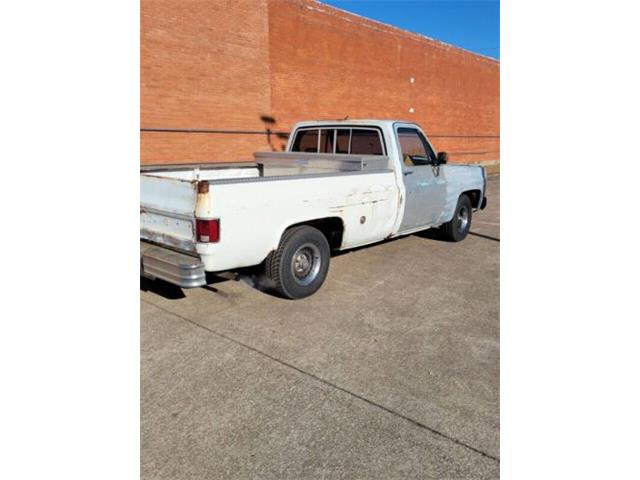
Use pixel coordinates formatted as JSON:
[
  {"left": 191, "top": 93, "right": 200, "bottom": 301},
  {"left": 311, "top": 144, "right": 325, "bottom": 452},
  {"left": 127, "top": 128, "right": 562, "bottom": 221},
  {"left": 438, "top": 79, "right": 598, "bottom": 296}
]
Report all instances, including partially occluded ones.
[
  {"left": 410, "top": 77, "right": 415, "bottom": 83},
  {"left": 409, "top": 107, "right": 415, "bottom": 113}
]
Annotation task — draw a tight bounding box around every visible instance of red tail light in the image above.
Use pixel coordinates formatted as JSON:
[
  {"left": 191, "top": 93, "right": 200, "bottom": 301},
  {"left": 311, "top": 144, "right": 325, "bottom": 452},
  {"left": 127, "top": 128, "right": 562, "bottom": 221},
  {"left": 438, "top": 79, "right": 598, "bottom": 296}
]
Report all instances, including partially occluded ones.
[{"left": 196, "top": 219, "right": 219, "bottom": 243}]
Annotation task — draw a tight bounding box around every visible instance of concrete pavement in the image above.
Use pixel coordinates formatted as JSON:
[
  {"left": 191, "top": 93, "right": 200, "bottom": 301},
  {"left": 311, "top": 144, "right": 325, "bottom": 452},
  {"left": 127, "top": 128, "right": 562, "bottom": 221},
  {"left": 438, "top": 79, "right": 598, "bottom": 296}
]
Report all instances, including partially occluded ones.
[{"left": 141, "top": 176, "right": 500, "bottom": 479}]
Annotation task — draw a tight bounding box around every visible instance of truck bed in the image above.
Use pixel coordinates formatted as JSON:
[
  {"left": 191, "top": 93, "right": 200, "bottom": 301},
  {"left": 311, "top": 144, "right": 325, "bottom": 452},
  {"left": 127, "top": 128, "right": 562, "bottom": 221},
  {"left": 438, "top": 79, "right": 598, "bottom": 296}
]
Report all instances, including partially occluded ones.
[{"left": 140, "top": 152, "right": 396, "bottom": 263}]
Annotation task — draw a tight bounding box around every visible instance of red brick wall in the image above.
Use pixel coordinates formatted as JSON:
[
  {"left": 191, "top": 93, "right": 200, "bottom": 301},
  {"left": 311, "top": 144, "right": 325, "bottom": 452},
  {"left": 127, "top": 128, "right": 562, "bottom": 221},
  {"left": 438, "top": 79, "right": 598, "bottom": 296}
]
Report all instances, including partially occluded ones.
[
  {"left": 141, "top": 0, "right": 274, "bottom": 162},
  {"left": 141, "top": 0, "right": 499, "bottom": 164}
]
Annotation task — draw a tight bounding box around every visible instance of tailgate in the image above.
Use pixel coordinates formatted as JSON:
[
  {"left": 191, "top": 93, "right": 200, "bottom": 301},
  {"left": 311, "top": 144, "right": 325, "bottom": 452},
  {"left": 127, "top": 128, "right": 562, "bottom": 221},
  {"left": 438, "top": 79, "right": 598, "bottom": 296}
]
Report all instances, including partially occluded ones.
[{"left": 140, "top": 175, "right": 198, "bottom": 252}]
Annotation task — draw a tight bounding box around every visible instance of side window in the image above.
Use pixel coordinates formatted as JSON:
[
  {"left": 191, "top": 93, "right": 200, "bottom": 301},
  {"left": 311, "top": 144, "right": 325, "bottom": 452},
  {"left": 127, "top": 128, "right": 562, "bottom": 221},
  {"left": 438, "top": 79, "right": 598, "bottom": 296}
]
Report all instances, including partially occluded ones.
[
  {"left": 319, "top": 129, "right": 335, "bottom": 153},
  {"left": 397, "top": 128, "right": 436, "bottom": 166},
  {"left": 350, "top": 129, "right": 383, "bottom": 155},
  {"left": 291, "top": 129, "right": 319, "bottom": 153},
  {"left": 336, "top": 129, "right": 350, "bottom": 154}
]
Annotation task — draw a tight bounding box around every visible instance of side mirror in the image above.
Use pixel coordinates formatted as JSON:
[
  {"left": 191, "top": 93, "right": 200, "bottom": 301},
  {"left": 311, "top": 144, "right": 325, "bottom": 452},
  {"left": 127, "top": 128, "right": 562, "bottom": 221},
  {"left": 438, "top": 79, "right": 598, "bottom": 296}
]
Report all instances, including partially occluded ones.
[{"left": 437, "top": 152, "right": 448, "bottom": 165}]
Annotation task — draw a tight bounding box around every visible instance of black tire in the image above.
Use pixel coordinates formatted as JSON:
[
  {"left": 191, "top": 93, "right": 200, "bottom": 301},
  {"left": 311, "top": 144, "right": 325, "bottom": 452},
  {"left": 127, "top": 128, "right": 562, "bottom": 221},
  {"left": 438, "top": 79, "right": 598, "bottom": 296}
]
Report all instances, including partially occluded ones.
[
  {"left": 265, "top": 225, "right": 331, "bottom": 299},
  {"left": 440, "top": 194, "right": 472, "bottom": 242}
]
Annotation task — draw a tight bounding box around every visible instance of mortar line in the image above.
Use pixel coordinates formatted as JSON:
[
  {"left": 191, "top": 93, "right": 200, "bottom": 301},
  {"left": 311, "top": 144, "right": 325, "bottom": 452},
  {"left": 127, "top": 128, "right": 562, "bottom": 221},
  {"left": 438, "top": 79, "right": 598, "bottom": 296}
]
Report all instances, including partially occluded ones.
[{"left": 142, "top": 299, "right": 500, "bottom": 463}]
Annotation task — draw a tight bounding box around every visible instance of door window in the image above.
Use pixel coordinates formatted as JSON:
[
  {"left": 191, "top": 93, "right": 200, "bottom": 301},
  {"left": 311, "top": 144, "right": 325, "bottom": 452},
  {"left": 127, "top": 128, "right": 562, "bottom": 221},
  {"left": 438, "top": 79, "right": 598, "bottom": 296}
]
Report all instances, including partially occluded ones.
[{"left": 397, "top": 128, "right": 436, "bottom": 166}]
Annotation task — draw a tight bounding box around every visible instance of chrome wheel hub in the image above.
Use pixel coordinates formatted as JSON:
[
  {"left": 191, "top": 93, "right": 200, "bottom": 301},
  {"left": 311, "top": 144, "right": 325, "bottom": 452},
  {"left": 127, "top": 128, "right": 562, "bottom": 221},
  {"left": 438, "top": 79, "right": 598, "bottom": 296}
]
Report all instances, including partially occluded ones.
[
  {"left": 291, "top": 243, "right": 321, "bottom": 286},
  {"left": 294, "top": 252, "right": 311, "bottom": 276},
  {"left": 457, "top": 206, "right": 469, "bottom": 234}
]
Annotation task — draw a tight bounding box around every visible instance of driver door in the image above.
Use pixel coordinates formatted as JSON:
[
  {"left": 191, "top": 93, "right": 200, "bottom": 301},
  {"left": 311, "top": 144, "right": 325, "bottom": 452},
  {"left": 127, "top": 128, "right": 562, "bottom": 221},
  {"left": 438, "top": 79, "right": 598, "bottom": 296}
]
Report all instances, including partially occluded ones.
[{"left": 396, "top": 125, "right": 447, "bottom": 231}]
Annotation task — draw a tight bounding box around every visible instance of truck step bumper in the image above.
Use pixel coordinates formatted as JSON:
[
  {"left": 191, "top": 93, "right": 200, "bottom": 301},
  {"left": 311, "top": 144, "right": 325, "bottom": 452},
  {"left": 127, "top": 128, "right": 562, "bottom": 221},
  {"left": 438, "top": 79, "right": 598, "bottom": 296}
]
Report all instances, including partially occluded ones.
[{"left": 141, "top": 242, "right": 206, "bottom": 288}]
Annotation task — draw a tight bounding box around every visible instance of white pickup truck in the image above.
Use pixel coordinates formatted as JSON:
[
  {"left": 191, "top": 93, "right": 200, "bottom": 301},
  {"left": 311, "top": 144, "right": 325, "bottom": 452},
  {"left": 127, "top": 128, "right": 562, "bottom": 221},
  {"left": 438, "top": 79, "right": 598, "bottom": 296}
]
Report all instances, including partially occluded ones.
[{"left": 141, "top": 120, "right": 487, "bottom": 299}]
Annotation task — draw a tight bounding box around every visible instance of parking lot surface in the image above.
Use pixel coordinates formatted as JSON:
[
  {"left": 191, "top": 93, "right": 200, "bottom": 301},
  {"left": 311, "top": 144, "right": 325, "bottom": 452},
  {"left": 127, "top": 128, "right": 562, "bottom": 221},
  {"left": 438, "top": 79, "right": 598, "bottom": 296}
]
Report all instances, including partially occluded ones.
[{"left": 141, "top": 176, "right": 500, "bottom": 479}]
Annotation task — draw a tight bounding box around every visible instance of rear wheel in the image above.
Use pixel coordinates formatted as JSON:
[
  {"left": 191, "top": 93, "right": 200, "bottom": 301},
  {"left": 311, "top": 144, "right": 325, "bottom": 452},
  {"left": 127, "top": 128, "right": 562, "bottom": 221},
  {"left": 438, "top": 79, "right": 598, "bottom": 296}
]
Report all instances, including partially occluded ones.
[
  {"left": 440, "top": 194, "right": 472, "bottom": 242},
  {"left": 265, "top": 225, "right": 330, "bottom": 299}
]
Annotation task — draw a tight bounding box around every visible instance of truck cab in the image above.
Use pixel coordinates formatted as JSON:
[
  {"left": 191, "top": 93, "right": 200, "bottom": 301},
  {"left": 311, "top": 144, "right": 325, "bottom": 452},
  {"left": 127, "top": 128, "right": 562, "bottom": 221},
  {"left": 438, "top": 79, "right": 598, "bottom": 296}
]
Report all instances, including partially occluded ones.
[{"left": 287, "top": 120, "right": 486, "bottom": 236}]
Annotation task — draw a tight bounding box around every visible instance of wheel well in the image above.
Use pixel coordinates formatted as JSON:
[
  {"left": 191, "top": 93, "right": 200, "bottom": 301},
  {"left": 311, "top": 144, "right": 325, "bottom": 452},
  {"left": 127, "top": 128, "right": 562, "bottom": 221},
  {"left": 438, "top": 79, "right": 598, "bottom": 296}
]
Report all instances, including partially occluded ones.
[
  {"left": 290, "top": 217, "right": 344, "bottom": 250},
  {"left": 462, "top": 189, "right": 482, "bottom": 208}
]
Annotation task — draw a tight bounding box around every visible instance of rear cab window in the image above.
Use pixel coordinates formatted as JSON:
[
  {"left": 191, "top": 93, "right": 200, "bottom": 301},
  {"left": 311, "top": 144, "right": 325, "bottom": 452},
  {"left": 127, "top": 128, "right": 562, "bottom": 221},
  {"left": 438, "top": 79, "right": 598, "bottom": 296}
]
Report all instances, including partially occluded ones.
[
  {"left": 319, "top": 129, "right": 334, "bottom": 153},
  {"left": 290, "top": 127, "right": 385, "bottom": 155},
  {"left": 291, "top": 129, "right": 319, "bottom": 152},
  {"left": 350, "top": 130, "right": 383, "bottom": 155},
  {"left": 336, "top": 129, "right": 350, "bottom": 153}
]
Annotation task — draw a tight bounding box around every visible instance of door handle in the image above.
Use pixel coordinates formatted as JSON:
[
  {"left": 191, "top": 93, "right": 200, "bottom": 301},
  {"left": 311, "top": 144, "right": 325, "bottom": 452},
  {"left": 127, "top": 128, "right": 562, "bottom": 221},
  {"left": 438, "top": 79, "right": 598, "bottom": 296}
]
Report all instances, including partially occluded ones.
[{"left": 404, "top": 171, "right": 413, "bottom": 176}]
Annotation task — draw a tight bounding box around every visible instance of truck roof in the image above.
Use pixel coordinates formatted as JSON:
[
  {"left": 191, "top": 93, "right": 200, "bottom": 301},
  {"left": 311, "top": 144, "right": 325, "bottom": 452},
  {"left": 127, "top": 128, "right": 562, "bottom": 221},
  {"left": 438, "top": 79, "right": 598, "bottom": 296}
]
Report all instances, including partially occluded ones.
[{"left": 291, "top": 119, "right": 413, "bottom": 129}]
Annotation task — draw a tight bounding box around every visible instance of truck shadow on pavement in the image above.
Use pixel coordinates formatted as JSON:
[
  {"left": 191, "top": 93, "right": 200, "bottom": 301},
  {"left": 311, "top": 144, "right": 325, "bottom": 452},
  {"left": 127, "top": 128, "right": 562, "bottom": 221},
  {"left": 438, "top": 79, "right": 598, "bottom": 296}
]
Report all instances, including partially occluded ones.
[
  {"left": 140, "top": 277, "right": 186, "bottom": 299},
  {"left": 140, "top": 228, "right": 497, "bottom": 300},
  {"left": 140, "top": 274, "right": 234, "bottom": 300},
  {"left": 414, "top": 229, "right": 499, "bottom": 243},
  {"left": 140, "top": 268, "right": 271, "bottom": 300},
  {"left": 332, "top": 228, "right": 456, "bottom": 257}
]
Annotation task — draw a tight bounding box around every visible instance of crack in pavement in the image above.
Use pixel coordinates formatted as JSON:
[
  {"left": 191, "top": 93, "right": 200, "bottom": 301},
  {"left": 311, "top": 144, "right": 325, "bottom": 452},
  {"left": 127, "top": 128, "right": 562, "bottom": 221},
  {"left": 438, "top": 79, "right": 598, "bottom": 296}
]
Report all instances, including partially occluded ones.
[{"left": 141, "top": 299, "right": 500, "bottom": 463}]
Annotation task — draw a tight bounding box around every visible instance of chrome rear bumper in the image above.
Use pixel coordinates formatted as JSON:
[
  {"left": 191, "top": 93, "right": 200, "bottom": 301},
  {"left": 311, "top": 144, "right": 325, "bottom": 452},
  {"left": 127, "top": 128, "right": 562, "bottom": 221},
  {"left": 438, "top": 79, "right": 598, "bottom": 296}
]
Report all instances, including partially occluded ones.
[{"left": 140, "top": 242, "right": 206, "bottom": 288}]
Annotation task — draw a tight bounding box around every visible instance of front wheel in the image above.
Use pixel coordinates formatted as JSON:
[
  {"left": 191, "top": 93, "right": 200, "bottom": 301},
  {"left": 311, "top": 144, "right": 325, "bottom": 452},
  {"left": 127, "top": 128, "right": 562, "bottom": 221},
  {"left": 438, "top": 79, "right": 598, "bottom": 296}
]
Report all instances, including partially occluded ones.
[
  {"left": 440, "top": 194, "right": 472, "bottom": 242},
  {"left": 265, "top": 225, "right": 330, "bottom": 299}
]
